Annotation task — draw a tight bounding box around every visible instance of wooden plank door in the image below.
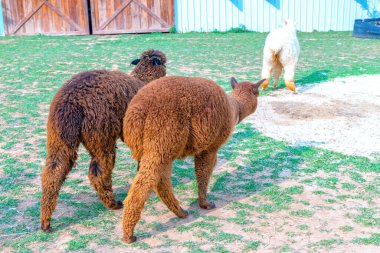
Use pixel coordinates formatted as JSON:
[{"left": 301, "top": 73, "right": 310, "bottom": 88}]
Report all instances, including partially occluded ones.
[
  {"left": 90, "top": 0, "right": 174, "bottom": 34},
  {"left": 1, "top": 0, "right": 89, "bottom": 35}
]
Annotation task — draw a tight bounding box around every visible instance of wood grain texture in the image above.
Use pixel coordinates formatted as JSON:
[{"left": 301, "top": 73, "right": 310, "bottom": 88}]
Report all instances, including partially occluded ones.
[
  {"left": 131, "top": 1, "right": 140, "bottom": 30},
  {"left": 2, "top": 0, "right": 174, "bottom": 35},
  {"left": 97, "top": 0, "right": 133, "bottom": 31},
  {"left": 125, "top": 2, "right": 132, "bottom": 30},
  {"left": 2, "top": 0, "right": 89, "bottom": 35},
  {"left": 168, "top": 0, "right": 174, "bottom": 26},
  {"left": 91, "top": 0, "right": 174, "bottom": 34}
]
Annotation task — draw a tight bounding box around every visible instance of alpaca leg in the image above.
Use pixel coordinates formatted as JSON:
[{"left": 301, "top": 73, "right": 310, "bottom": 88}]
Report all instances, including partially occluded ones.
[
  {"left": 88, "top": 150, "right": 122, "bottom": 210},
  {"left": 261, "top": 64, "right": 272, "bottom": 91},
  {"left": 284, "top": 64, "right": 297, "bottom": 93},
  {"left": 272, "top": 64, "right": 283, "bottom": 89},
  {"left": 40, "top": 146, "right": 77, "bottom": 231},
  {"left": 194, "top": 150, "right": 218, "bottom": 209},
  {"left": 122, "top": 158, "right": 161, "bottom": 243},
  {"left": 154, "top": 164, "right": 188, "bottom": 218}
]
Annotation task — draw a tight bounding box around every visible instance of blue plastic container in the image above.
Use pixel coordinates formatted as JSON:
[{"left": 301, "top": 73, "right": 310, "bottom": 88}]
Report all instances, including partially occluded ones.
[{"left": 353, "top": 18, "right": 380, "bottom": 39}]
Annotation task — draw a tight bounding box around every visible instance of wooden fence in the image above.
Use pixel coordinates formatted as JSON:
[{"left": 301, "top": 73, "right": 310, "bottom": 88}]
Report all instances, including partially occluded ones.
[
  {"left": 91, "top": 0, "right": 174, "bottom": 34},
  {"left": 1, "top": 0, "right": 90, "bottom": 35},
  {"left": 1, "top": 0, "right": 174, "bottom": 35}
]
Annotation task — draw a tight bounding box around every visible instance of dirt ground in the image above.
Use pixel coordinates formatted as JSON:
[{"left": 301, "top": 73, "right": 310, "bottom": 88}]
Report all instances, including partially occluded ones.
[
  {"left": 1, "top": 75, "right": 380, "bottom": 253},
  {"left": 249, "top": 75, "right": 380, "bottom": 159},
  {"left": 0, "top": 32, "right": 379, "bottom": 252}
]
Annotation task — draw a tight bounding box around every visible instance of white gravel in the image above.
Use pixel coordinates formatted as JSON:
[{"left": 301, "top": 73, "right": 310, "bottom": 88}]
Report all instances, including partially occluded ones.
[{"left": 247, "top": 75, "right": 380, "bottom": 158}]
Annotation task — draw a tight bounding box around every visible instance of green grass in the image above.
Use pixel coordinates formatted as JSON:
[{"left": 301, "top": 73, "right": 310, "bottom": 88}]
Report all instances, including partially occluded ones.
[
  {"left": 67, "top": 234, "right": 97, "bottom": 251},
  {"left": 176, "top": 221, "right": 221, "bottom": 233},
  {"left": 353, "top": 233, "right": 380, "bottom": 246},
  {"left": 297, "top": 224, "right": 309, "bottom": 231},
  {"left": 310, "top": 239, "right": 344, "bottom": 248},
  {"left": 276, "top": 245, "right": 292, "bottom": 252},
  {"left": 341, "top": 183, "right": 357, "bottom": 190},
  {"left": 354, "top": 208, "right": 380, "bottom": 227},
  {"left": 339, "top": 226, "right": 354, "bottom": 232},
  {"left": 0, "top": 32, "right": 379, "bottom": 251},
  {"left": 289, "top": 209, "right": 315, "bottom": 217},
  {"left": 244, "top": 240, "right": 261, "bottom": 251}
]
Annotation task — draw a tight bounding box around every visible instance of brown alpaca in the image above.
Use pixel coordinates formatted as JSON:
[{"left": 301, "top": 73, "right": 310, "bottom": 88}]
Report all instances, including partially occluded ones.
[
  {"left": 40, "top": 50, "right": 167, "bottom": 232},
  {"left": 122, "top": 76, "right": 265, "bottom": 243}
]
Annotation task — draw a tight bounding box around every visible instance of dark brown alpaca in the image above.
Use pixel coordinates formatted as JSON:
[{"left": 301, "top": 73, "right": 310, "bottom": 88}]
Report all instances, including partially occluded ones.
[
  {"left": 122, "top": 76, "right": 265, "bottom": 243},
  {"left": 40, "top": 50, "right": 167, "bottom": 232}
]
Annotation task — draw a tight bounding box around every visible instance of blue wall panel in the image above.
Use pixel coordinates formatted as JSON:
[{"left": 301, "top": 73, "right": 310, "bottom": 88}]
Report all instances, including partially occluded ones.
[
  {"left": 0, "top": 0, "right": 4, "bottom": 36},
  {"left": 175, "top": 0, "right": 380, "bottom": 32}
]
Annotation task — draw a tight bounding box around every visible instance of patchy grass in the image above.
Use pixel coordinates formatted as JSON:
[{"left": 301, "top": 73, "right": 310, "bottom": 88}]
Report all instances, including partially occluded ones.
[
  {"left": 339, "top": 226, "right": 354, "bottom": 232},
  {"left": 353, "top": 233, "right": 380, "bottom": 246},
  {"left": 290, "top": 209, "right": 315, "bottom": 218},
  {"left": 310, "top": 239, "right": 344, "bottom": 249},
  {"left": 244, "top": 240, "right": 261, "bottom": 251},
  {"left": 0, "top": 32, "right": 379, "bottom": 252}
]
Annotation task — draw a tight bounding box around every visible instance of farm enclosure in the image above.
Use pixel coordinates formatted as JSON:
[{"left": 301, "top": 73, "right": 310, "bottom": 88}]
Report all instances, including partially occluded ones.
[
  {"left": 1, "top": 0, "right": 379, "bottom": 36},
  {"left": 0, "top": 31, "right": 379, "bottom": 252}
]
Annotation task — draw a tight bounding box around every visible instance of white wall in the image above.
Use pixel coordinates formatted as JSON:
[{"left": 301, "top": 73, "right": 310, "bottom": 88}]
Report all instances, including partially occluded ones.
[{"left": 175, "top": 0, "right": 379, "bottom": 32}]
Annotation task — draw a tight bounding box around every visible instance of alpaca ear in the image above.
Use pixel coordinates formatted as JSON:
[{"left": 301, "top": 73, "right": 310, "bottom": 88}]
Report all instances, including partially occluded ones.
[
  {"left": 152, "top": 58, "right": 162, "bottom": 66},
  {"left": 130, "top": 59, "right": 140, "bottom": 65},
  {"left": 230, "top": 77, "right": 238, "bottom": 89},
  {"left": 254, "top": 79, "right": 266, "bottom": 89}
]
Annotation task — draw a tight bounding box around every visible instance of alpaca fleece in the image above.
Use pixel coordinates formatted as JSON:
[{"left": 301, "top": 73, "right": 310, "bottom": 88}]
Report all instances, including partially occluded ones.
[
  {"left": 122, "top": 76, "right": 265, "bottom": 243},
  {"left": 261, "top": 19, "right": 300, "bottom": 93},
  {"left": 40, "top": 50, "right": 167, "bottom": 232}
]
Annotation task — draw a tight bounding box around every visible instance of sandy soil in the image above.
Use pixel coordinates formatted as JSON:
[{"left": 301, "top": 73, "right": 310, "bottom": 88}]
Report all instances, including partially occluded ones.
[{"left": 248, "top": 75, "right": 380, "bottom": 158}]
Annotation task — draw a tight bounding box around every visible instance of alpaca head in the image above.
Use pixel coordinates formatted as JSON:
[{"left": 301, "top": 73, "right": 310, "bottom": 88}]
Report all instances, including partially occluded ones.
[
  {"left": 283, "top": 19, "right": 297, "bottom": 32},
  {"left": 230, "top": 77, "right": 266, "bottom": 122},
  {"left": 130, "top": 49, "right": 167, "bottom": 83}
]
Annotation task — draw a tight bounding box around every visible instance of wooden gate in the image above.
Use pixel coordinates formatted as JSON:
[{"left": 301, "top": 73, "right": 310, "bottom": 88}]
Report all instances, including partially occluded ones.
[
  {"left": 90, "top": 0, "right": 174, "bottom": 34},
  {"left": 1, "top": 0, "right": 174, "bottom": 35},
  {"left": 1, "top": 0, "right": 89, "bottom": 35}
]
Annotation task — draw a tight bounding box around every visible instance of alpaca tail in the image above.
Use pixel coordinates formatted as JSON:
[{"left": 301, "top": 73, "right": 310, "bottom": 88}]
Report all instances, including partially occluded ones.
[
  {"left": 271, "top": 48, "right": 282, "bottom": 65},
  {"left": 123, "top": 106, "right": 146, "bottom": 161},
  {"left": 54, "top": 102, "right": 84, "bottom": 152}
]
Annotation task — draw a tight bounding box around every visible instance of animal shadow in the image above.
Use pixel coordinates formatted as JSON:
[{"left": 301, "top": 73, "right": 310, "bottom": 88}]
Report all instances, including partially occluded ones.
[{"left": 140, "top": 126, "right": 310, "bottom": 239}]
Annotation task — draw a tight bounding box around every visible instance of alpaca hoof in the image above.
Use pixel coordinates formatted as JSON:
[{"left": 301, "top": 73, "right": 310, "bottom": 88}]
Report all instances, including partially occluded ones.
[
  {"left": 123, "top": 235, "right": 137, "bottom": 244},
  {"left": 285, "top": 80, "right": 297, "bottom": 93},
  {"left": 41, "top": 224, "right": 53, "bottom": 233},
  {"left": 261, "top": 80, "right": 269, "bottom": 91},
  {"left": 200, "top": 202, "right": 216, "bottom": 210},
  {"left": 178, "top": 209, "right": 189, "bottom": 219},
  {"left": 109, "top": 201, "right": 123, "bottom": 210},
  {"left": 116, "top": 201, "right": 124, "bottom": 209}
]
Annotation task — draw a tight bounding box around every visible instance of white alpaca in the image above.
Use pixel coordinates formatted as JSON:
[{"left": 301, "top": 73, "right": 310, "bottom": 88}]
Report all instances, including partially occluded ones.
[{"left": 261, "top": 19, "right": 300, "bottom": 93}]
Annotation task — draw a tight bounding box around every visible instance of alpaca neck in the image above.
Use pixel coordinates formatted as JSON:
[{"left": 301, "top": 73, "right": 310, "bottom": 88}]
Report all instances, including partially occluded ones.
[
  {"left": 228, "top": 96, "right": 242, "bottom": 126},
  {"left": 228, "top": 93, "right": 255, "bottom": 126},
  {"left": 130, "top": 65, "right": 165, "bottom": 84},
  {"left": 284, "top": 27, "right": 297, "bottom": 36},
  {"left": 130, "top": 69, "right": 151, "bottom": 84}
]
